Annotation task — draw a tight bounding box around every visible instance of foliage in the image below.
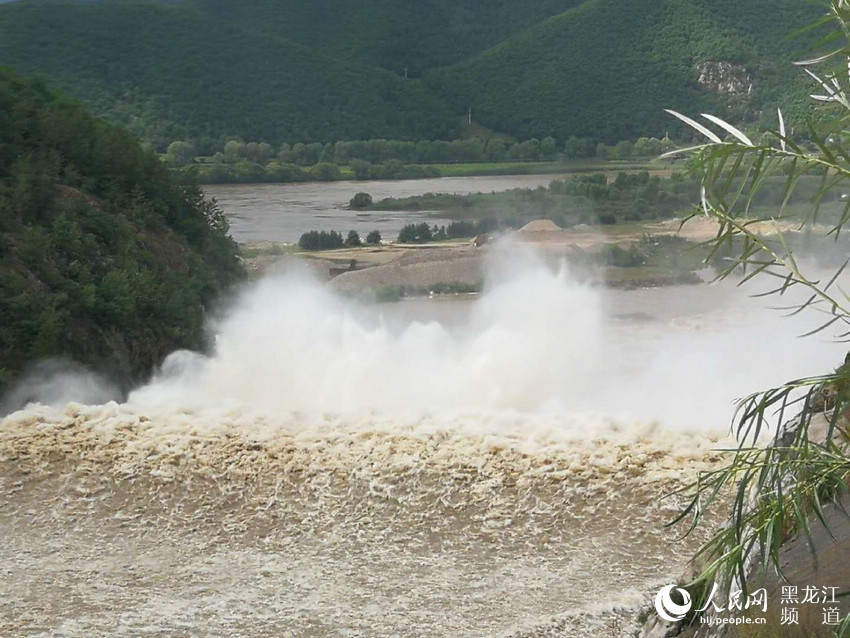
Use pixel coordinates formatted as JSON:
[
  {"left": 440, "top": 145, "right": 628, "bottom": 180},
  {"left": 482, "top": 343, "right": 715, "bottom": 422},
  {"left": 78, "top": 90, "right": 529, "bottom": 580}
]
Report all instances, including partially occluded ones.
[
  {"left": 346, "top": 230, "right": 362, "bottom": 247},
  {"left": 284, "top": 135, "right": 567, "bottom": 165},
  {"left": 567, "top": 234, "right": 706, "bottom": 276},
  {"left": 666, "top": 0, "right": 850, "bottom": 620},
  {"left": 425, "top": 0, "right": 823, "bottom": 142},
  {"left": 166, "top": 140, "right": 196, "bottom": 166},
  {"left": 192, "top": 134, "right": 648, "bottom": 168},
  {"left": 446, "top": 221, "right": 479, "bottom": 238},
  {"left": 0, "top": 0, "right": 829, "bottom": 148},
  {"left": 187, "top": 134, "right": 587, "bottom": 186},
  {"left": 298, "top": 230, "right": 345, "bottom": 251},
  {"left": 296, "top": 228, "right": 383, "bottom": 250},
  {"left": 187, "top": 136, "right": 659, "bottom": 185},
  {"left": 371, "top": 172, "right": 701, "bottom": 227},
  {"left": 0, "top": 68, "right": 243, "bottom": 395},
  {"left": 429, "top": 159, "right": 645, "bottom": 178},
  {"left": 397, "top": 223, "right": 433, "bottom": 243},
  {"left": 0, "top": 2, "right": 458, "bottom": 148},
  {"left": 193, "top": 158, "right": 442, "bottom": 185},
  {"left": 349, "top": 192, "right": 373, "bottom": 209},
  {"left": 187, "top": 0, "right": 585, "bottom": 78}
]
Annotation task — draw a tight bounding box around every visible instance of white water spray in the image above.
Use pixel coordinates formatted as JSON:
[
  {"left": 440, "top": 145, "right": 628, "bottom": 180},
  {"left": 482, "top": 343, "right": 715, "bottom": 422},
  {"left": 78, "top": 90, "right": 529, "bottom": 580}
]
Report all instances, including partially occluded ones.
[{"left": 116, "top": 243, "right": 841, "bottom": 438}]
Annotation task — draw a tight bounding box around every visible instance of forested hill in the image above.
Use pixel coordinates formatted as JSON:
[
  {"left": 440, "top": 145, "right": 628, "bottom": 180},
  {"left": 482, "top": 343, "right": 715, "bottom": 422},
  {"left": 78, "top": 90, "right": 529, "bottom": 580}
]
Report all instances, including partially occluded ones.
[
  {"left": 183, "top": 0, "right": 588, "bottom": 78},
  {"left": 0, "top": 2, "right": 459, "bottom": 147},
  {"left": 0, "top": 68, "right": 243, "bottom": 397},
  {"left": 424, "top": 0, "right": 823, "bottom": 142},
  {"left": 0, "top": 0, "right": 825, "bottom": 147}
]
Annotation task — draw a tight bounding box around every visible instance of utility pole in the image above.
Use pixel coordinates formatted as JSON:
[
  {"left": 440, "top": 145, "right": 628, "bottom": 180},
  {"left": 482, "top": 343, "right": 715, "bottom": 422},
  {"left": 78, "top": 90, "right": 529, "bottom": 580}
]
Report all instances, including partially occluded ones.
[{"left": 468, "top": 107, "right": 472, "bottom": 125}]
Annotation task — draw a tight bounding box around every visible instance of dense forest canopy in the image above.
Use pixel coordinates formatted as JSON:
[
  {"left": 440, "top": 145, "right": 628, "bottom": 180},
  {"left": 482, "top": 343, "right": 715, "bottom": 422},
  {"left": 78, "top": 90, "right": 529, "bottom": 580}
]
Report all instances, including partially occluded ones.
[
  {"left": 0, "top": 0, "right": 826, "bottom": 148},
  {"left": 0, "top": 1, "right": 459, "bottom": 148},
  {"left": 0, "top": 67, "right": 243, "bottom": 396},
  {"left": 183, "top": 0, "right": 588, "bottom": 77},
  {"left": 424, "top": 0, "right": 823, "bottom": 141}
]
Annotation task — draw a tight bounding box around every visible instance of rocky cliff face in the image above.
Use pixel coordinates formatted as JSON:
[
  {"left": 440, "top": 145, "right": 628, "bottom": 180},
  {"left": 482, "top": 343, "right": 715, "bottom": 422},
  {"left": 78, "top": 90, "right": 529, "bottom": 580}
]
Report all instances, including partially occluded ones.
[{"left": 696, "top": 61, "right": 752, "bottom": 96}]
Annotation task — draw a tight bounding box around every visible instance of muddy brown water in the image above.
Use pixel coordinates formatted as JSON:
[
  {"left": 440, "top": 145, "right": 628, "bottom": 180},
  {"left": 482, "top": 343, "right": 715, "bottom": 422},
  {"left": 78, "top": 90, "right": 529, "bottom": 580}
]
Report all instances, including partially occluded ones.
[
  {"left": 2, "top": 240, "right": 846, "bottom": 636},
  {"left": 205, "top": 175, "right": 577, "bottom": 244}
]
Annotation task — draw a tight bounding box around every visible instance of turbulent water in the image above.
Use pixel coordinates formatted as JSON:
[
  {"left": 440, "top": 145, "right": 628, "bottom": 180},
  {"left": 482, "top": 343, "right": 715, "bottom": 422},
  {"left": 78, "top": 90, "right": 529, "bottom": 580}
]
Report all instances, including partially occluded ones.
[{"left": 0, "top": 246, "right": 843, "bottom": 637}]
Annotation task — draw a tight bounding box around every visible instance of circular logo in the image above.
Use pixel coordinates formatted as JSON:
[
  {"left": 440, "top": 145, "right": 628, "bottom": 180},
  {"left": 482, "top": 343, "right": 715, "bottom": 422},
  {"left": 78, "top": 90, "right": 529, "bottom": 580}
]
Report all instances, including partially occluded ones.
[{"left": 655, "top": 584, "right": 692, "bottom": 622}]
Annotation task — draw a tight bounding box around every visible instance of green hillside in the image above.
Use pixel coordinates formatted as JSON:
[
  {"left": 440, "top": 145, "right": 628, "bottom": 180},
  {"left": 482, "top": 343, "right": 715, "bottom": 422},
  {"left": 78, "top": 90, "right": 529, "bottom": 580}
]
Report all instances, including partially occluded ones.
[
  {"left": 0, "top": 2, "right": 458, "bottom": 148},
  {"left": 0, "top": 0, "right": 828, "bottom": 147},
  {"left": 0, "top": 67, "right": 243, "bottom": 394},
  {"left": 185, "top": 0, "right": 587, "bottom": 77},
  {"left": 424, "top": 0, "right": 823, "bottom": 142}
]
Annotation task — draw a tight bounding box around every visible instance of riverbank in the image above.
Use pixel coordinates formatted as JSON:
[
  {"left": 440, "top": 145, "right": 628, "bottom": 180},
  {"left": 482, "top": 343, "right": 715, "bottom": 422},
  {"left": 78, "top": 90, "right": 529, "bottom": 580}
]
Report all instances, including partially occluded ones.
[
  {"left": 239, "top": 214, "right": 842, "bottom": 297},
  {"left": 239, "top": 218, "right": 713, "bottom": 293},
  {"left": 192, "top": 159, "right": 663, "bottom": 185}
]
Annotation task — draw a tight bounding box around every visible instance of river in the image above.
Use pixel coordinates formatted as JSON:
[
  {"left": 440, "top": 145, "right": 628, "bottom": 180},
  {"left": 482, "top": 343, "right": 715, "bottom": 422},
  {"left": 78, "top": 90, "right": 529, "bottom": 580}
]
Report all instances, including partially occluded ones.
[
  {"left": 1, "top": 178, "right": 845, "bottom": 637},
  {"left": 205, "top": 174, "right": 574, "bottom": 243}
]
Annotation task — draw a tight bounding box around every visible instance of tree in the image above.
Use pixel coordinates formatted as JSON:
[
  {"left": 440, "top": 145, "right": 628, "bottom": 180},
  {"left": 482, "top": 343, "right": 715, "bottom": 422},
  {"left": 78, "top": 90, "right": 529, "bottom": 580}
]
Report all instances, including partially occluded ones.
[
  {"left": 233, "top": 160, "right": 265, "bottom": 182},
  {"left": 540, "top": 136, "right": 557, "bottom": 159},
  {"left": 634, "top": 136, "right": 662, "bottom": 157},
  {"left": 563, "top": 136, "right": 595, "bottom": 158},
  {"left": 0, "top": 68, "right": 242, "bottom": 395},
  {"left": 166, "top": 140, "right": 196, "bottom": 166},
  {"left": 667, "top": 3, "right": 850, "bottom": 626},
  {"left": 319, "top": 143, "right": 335, "bottom": 163},
  {"left": 447, "top": 221, "right": 476, "bottom": 238},
  {"left": 298, "top": 230, "right": 344, "bottom": 251},
  {"left": 508, "top": 138, "right": 541, "bottom": 161},
  {"left": 298, "top": 230, "right": 318, "bottom": 251},
  {"left": 334, "top": 141, "right": 353, "bottom": 164},
  {"left": 612, "top": 139, "right": 633, "bottom": 159},
  {"left": 366, "top": 229, "right": 382, "bottom": 244},
  {"left": 245, "top": 141, "right": 273, "bottom": 164},
  {"left": 346, "top": 230, "right": 362, "bottom": 246},
  {"left": 309, "top": 162, "right": 341, "bottom": 181},
  {"left": 223, "top": 139, "right": 246, "bottom": 163},
  {"left": 292, "top": 142, "right": 322, "bottom": 166},
  {"left": 349, "top": 159, "right": 372, "bottom": 180},
  {"left": 485, "top": 138, "right": 506, "bottom": 160},
  {"left": 398, "top": 222, "right": 432, "bottom": 243},
  {"left": 276, "top": 143, "right": 293, "bottom": 163},
  {"left": 349, "top": 192, "right": 373, "bottom": 209}
]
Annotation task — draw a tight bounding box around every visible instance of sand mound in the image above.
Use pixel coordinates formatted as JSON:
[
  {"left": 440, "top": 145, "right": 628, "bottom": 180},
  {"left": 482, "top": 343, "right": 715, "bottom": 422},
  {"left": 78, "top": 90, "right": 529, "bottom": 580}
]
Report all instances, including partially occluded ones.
[
  {"left": 519, "top": 219, "right": 563, "bottom": 233},
  {"left": 514, "top": 219, "right": 575, "bottom": 245}
]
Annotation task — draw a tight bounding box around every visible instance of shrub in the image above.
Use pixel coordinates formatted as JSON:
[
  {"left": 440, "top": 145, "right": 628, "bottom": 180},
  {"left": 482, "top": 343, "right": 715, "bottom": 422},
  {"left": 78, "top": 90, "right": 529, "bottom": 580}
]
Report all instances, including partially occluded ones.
[
  {"left": 349, "top": 192, "right": 373, "bottom": 209},
  {"left": 446, "top": 221, "right": 477, "bottom": 238},
  {"left": 298, "top": 230, "right": 344, "bottom": 250},
  {"left": 398, "top": 222, "right": 432, "bottom": 243}
]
